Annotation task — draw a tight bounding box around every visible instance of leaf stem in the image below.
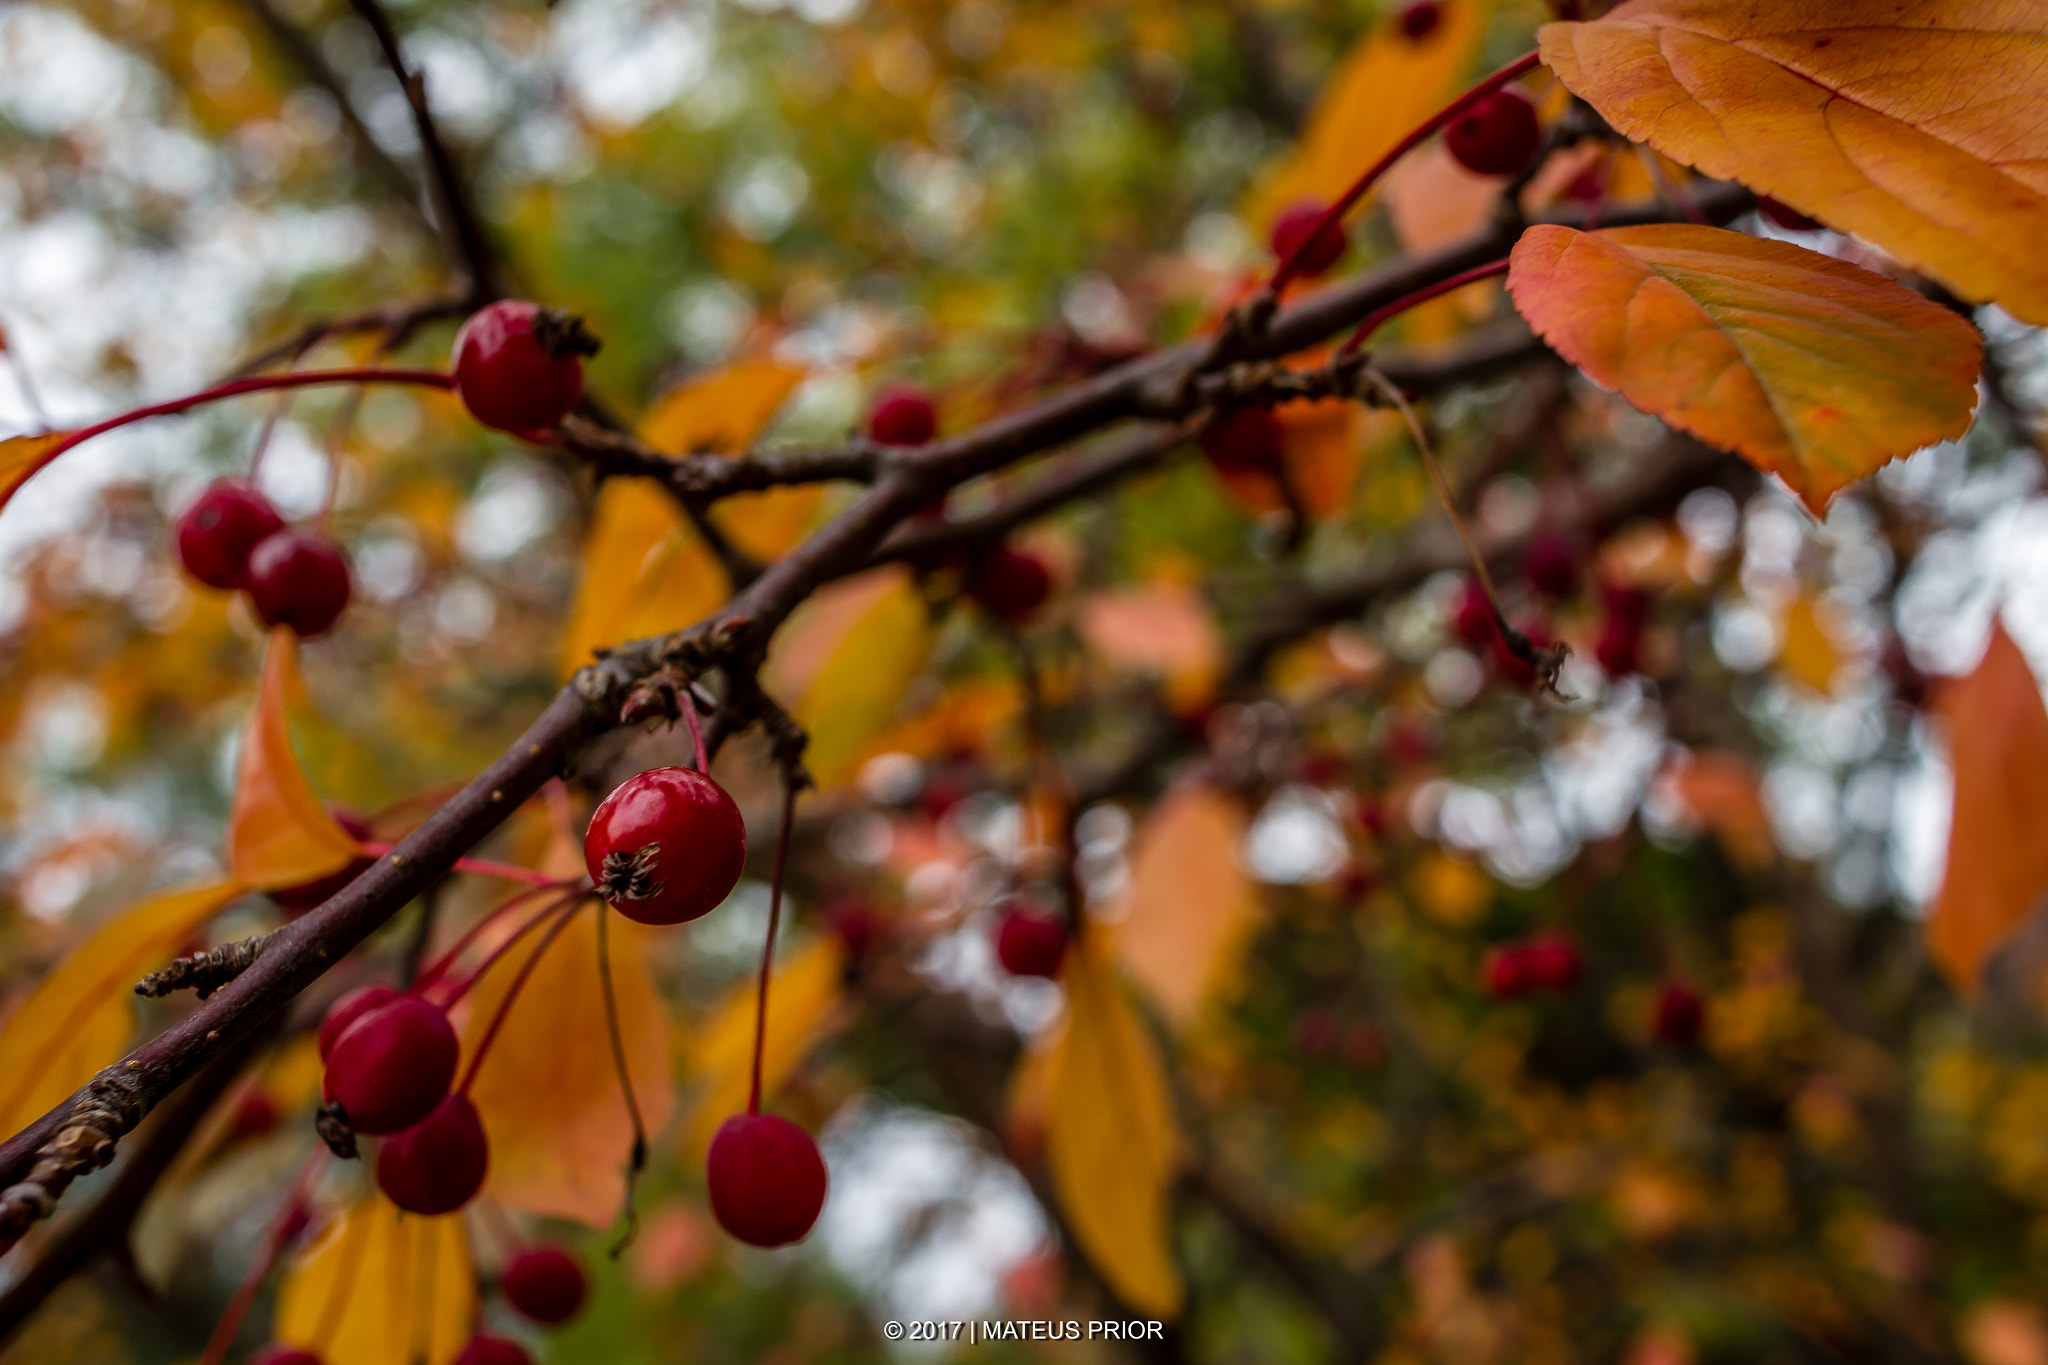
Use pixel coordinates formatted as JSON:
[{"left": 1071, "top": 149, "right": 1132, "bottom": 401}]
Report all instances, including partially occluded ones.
[
  {"left": 418, "top": 885, "right": 580, "bottom": 1007},
  {"left": 747, "top": 780, "right": 800, "bottom": 1116}
]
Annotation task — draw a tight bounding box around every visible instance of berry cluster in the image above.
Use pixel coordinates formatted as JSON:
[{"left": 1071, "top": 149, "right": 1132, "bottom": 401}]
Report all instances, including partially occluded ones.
[{"left": 175, "top": 481, "right": 352, "bottom": 637}]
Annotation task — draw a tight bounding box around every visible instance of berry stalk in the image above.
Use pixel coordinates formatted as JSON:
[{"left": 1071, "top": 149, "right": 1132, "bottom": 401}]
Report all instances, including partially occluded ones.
[
  {"left": 747, "top": 782, "right": 800, "bottom": 1116},
  {"left": 1337, "top": 258, "right": 1512, "bottom": 356},
  {"left": 195, "top": 1149, "right": 328, "bottom": 1365},
  {"left": 457, "top": 896, "right": 589, "bottom": 1092}
]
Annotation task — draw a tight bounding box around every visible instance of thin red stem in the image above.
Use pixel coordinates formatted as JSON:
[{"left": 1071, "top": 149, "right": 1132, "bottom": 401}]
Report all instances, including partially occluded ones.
[
  {"left": 684, "top": 701, "right": 706, "bottom": 772},
  {"left": 459, "top": 897, "right": 589, "bottom": 1093},
  {"left": 1267, "top": 50, "right": 1542, "bottom": 294},
  {"left": 1338, "top": 259, "right": 1513, "bottom": 356},
  {"left": 195, "top": 1148, "right": 328, "bottom": 1365},
  {"left": 5, "top": 368, "right": 453, "bottom": 511},
  {"left": 360, "top": 844, "right": 564, "bottom": 889},
  {"left": 747, "top": 781, "right": 799, "bottom": 1116},
  {"left": 421, "top": 886, "right": 580, "bottom": 1007}
]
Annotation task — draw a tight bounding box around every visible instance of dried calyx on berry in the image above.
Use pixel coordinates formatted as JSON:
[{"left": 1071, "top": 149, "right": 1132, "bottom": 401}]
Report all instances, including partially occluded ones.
[
  {"left": 584, "top": 766, "right": 748, "bottom": 925},
  {"left": 706, "top": 1112, "right": 829, "bottom": 1247}
]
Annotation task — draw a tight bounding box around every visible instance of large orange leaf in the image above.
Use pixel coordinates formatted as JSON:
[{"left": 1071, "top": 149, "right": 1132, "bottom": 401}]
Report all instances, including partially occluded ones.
[
  {"left": 1042, "top": 935, "right": 1183, "bottom": 1320},
  {"left": 1244, "top": 0, "right": 1493, "bottom": 231},
  {"left": 463, "top": 907, "right": 675, "bottom": 1226},
  {"left": 0, "top": 881, "right": 241, "bottom": 1136},
  {"left": 0, "top": 431, "right": 69, "bottom": 512},
  {"left": 1927, "top": 622, "right": 2048, "bottom": 991},
  {"left": 273, "top": 1190, "right": 473, "bottom": 1365},
  {"left": 678, "top": 935, "right": 847, "bottom": 1160},
  {"left": 1113, "top": 785, "right": 1260, "bottom": 1029},
  {"left": 1538, "top": 3, "right": 2048, "bottom": 323},
  {"left": 764, "top": 566, "right": 934, "bottom": 789},
  {"left": 641, "top": 359, "right": 816, "bottom": 563},
  {"left": 558, "top": 477, "right": 729, "bottom": 677},
  {"left": 1507, "top": 224, "right": 1982, "bottom": 513},
  {"left": 1077, "top": 581, "right": 1223, "bottom": 714},
  {"left": 226, "top": 632, "right": 363, "bottom": 889}
]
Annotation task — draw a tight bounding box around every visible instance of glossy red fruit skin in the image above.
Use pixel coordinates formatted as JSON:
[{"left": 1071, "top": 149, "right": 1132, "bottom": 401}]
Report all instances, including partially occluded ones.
[
  {"left": 176, "top": 480, "right": 286, "bottom": 590},
  {"left": 584, "top": 767, "right": 748, "bottom": 925},
  {"left": 1446, "top": 88, "right": 1541, "bottom": 176},
  {"left": 453, "top": 1334, "right": 535, "bottom": 1365},
  {"left": 1759, "top": 197, "right": 1822, "bottom": 233},
  {"left": 1200, "top": 409, "right": 1284, "bottom": 475},
  {"left": 317, "top": 984, "right": 399, "bottom": 1061},
  {"left": 1269, "top": 198, "right": 1347, "bottom": 277},
  {"left": 706, "top": 1112, "right": 828, "bottom": 1248},
  {"left": 376, "top": 1093, "right": 489, "bottom": 1215},
  {"left": 966, "top": 546, "right": 1052, "bottom": 624},
  {"left": 252, "top": 1346, "right": 324, "bottom": 1365},
  {"left": 273, "top": 810, "right": 375, "bottom": 916},
  {"left": 995, "top": 909, "right": 1067, "bottom": 978},
  {"left": 247, "top": 530, "right": 352, "bottom": 637},
  {"left": 867, "top": 386, "right": 938, "bottom": 446},
  {"left": 1652, "top": 981, "right": 1705, "bottom": 1047},
  {"left": 1524, "top": 933, "right": 1581, "bottom": 993},
  {"left": 1483, "top": 945, "right": 1532, "bottom": 998},
  {"left": 453, "top": 300, "right": 592, "bottom": 433},
  {"left": 503, "top": 1245, "right": 587, "bottom": 1325},
  {"left": 323, "top": 995, "right": 458, "bottom": 1134},
  {"left": 1397, "top": 0, "right": 1443, "bottom": 39}
]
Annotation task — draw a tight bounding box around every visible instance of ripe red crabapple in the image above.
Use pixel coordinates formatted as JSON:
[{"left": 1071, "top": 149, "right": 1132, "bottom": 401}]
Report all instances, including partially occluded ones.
[
  {"left": 1524, "top": 933, "right": 1582, "bottom": 993},
  {"left": 317, "top": 984, "right": 398, "bottom": 1061},
  {"left": 1397, "top": 1, "right": 1444, "bottom": 40},
  {"left": 584, "top": 766, "right": 748, "bottom": 925},
  {"left": 452, "top": 299, "right": 599, "bottom": 434},
  {"left": 1269, "top": 199, "right": 1347, "bottom": 277},
  {"left": 321, "top": 993, "right": 458, "bottom": 1134},
  {"left": 706, "top": 1112, "right": 829, "bottom": 1248},
  {"left": 995, "top": 907, "right": 1067, "bottom": 979},
  {"left": 246, "top": 529, "right": 352, "bottom": 637},
  {"left": 453, "top": 1335, "right": 534, "bottom": 1365},
  {"left": 176, "top": 480, "right": 284, "bottom": 590},
  {"left": 1446, "top": 88, "right": 1541, "bottom": 176},
  {"left": 1652, "top": 981, "right": 1706, "bottom": 1047},
  {"left": 965, "top": 544, "right": 1052, "bottom": 624},
  {"left": 866, "top": 385, "right": 938, "bottom": 446},
  {"left": 252, "top": 1346, "right": 323, "bottom": 1365},
  {"left": 503, "top": 1245, "right": 588, "bottom": 1325},
  {"left": 375, "top": 1093, "right": 489, "bottom": 1215}
]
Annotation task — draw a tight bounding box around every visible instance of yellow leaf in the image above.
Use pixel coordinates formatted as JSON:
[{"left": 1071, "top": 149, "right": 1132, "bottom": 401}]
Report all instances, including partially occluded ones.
[
  {"left": 1113, "top": 786, "right": 1260, "bottom": 1029},
  {"left": 1778, "top": 595, "right": 1843, "bottom": 696},
  {"left": 1410, "top": 850, "right": 1491, "bottom": 926},
  {"left": 679, "top": 936, "right": 846, "bottom": 1160},
  {"left": 226, "top": 632, "right": 362, "bottom": 890},
  {"left": 1244, "top": 0, "right": 1494, "bottom": 231},
  {"left": 0, "top": 430, "right": 70, "bottom": 513},
  {"left": 1928, "top": 622, "right": 2048, "bottom": 991},
  {"left": 559, "top": 477, "right": 730, "bottom": 677},
  {"left": 641, "top": 359, "right": 817, "bottom": 563},
  {"left": 0, "top": 881, "right": 241, "bottom": 1138},
  {"left": 1042, "top": 936, "right": 1183, "bottom": 1320},
  {"left": 764, "top": 566, "right": 934, "bottom": 789},
  {"left": 1539, "top": 3, "right": 2048, "bottom": 324},
  {"left": 273, "top": 1190, "right": 473, "bottom": 1365},
  {"left": 1077, "top": 582, "right": 1222, "bottom": 714},
  {"left": 1508, "top": 225, "right": 1983, "bottom": 514},
  {"left": 463, "top": 907, "right": 675, "bottom": 1226}
]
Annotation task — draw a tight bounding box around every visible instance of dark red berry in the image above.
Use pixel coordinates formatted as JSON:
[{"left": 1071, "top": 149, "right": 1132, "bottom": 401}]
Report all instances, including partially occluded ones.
[
  {"left": 584, "top": 767, "right": 748, "bottom": 925},
  {"left": 247, "top": 530, "right": 352, "bottom": 637},
  {"left": 1522, "top": 532, "right": 1578, "bottom": 599},
  {"left": 322, "top": 994, "right": 458, "bottom": 1135},
  {"left": 1445, "top": 88, "right": 1541, "bottom": 177},
  {"left": 1200, "top": 409, "right": 1284, "bottom": 476},
  {"left": 232, "top": 1091, "right": 280, "bottom": 1140},
  {"left": 1600, "top": 581, "right": 1652, "bottom": 630},
  {"left": 1483, "top": 944, "right": 1532, "bottom": 999},
  {"left": 452, "top": 1335, "right": 534, "bottom": 1365},
  {"left": 1396, "top": 1, "right": 1443, "bottom": 40},
  {"left": 318, "top": 984, "right": 399, "bottom": 1061},
  {"left": 1451, "top": 578, "right": 1495, "bottom": 648},
  {"left": 1269, "top": 198, "right": 1347, "bottom": 277},
  {"left": 252, "top": 1347, "right": 324, "bottom": 1365},
  {"left": 503, "top": 1245, "right": 587, "bottom": 1325},
  {"left": 824, "top": 897, "right": 884, "bottom": 960},
  {"left": 995, "top": 907, "right": 1067, "bottom": 978},
  {"left": 1652, "top": 980, "right": 1705, "bottom": 1047},
  {"left": 706, "top": 1112, "right": 829, "bottom": 1247},
  {"left": 1524, "top": 933, "right": 1581, "bottom": 993},
  {"left": 1595, "top": 617, "right": 1643, "bottom": 678},
  {"left": 965, "top": 545, "right": 1052, "bottom": 624},
  {"left": 176, "top": 480, "right": 285, "bottom": 590},
  {"left": 1759, "top": 196, "right": 1822, "bottom": 233},
  {"left": 452, "top": 299, "right": 598, "bottom": 434},
  {"left": 1354, "top": 796, "right": 1390, "bottom": 838},
  {"left": 376, "top": 1093, "right": 489, "bottom": 1215},
  {"left": 866, "top": 385, "right": 938, "bottom": 446},
  {"left": 273, "top": 810, "right": 375, "bottom": 916}
]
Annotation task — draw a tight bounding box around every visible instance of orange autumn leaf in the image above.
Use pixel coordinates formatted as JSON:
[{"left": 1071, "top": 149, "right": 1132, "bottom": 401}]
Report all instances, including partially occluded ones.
[
  {"left": 641, "top": 359, "right": 816, "bottom": 562},
  {"left": 1113, "top": 785, "right": 1259, "bottom": 1029},
  {"left": 1508, "top": 225, "right": 1982, "bottom": 513},
  {"left": 0, "top": 881, "right": 241, "bottom": 1137},
  {"left": 1927, "top": 622, "right": 2048, "bottom": 992},
  {"left": 225, "top": 632, "right": 363, "bottom": 890},
  {"left": 273, "top": 1190, "right": 473, "bottom": 1365},
  {"left": 1387, "top": 142, "right": 1500, "bottom": 254},
  {"left": 559, "top": 477, "right": 729, "bottom": 677},
  {"left": 1042, "top": 934, "right": 1183, "bottom": 1320},
  {"left": 463, "top": 906, "right": 674, "bottom": 1226},
  {"left": 678, "top": 935, "right": 847, "bottom": 1160},
  {"left": 0, "top": 430, "right": 70, "bottom": 513},
  {"left": 1778, "top": 594, "right": 1844, "bottom": 696},
  {"left": 1662, "top": 750, "right": 1775, "bottom": 871},
  {"left": 1538, "top": 3, "right": 2048, "bottom": 324},
  {"left": 1077, "top": 581, "right": 1222, "bottom": 714},
  {"left": 764, "top": 566, "right": 934, "bottom": 789}
]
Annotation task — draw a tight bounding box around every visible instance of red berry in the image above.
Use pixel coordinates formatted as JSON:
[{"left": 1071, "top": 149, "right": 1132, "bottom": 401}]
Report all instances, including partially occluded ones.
[
  {"left": 1522, "top": 532, "right": 1578, "bottom": 599},
  {"left": 1595, "top": 617, "right": 1643, "bottom": 678},
  {"left": 866, "top": 385, "right": 938, "bottom": 446},
  {"left": 503, "top": 1245, "right": 587, "bottom": 1325},
  {"left": 452, "top": 299, "right": 598, "bottom": 434},
  {"left": 253, "top": 1347, "right": 324, "bottom": 1365},
  {"left": 176, "top": 480, "right": 285, "bottom": 590},
  {"left": 273, "top": 810, "right": 374, "bottom": 916},
  {"left": 1483, "top": 944, "right": 1532, "bottom": 998},
  {"left": 824, "top": 897, "right": 884, "bottom": 960},
  {"left": 376, "top": 1093, "right": 489, "bottom": 1215},
  {"left": 584, "top": 767, "right": 748, "bottom": 926},
  {"left": 995, "top": 908, "right": 1067, "bottom": 978},
  {"left": 232, "top": 1091, "right": 280, "bottom": 1140},
  {"left": 1524, "top": 933, "right": 1581, "bottom": 993},
  {"left": 1200, "top": 409, "right": 1284, "bottom": 475},
  {"left": 322, "top": 994, "right": 458, "bottom": 1135},
  {"left": 1451, "top": 578, "right": 1495, "bottom": 648},
  {"left": 317, "top": 984, "right": 399, "bottom": 1061},
  {"left": 453, "top": 1335, "right": 534, "bottom": 1365},
  {"left": 706, "top": 1112, "right": 829, "bottom": 1248},
  {"left": 1759, "top": 196, "right": 1821, "bottom": 233},
  {"left": 1652, "top": 981, "right": 1705, "bottom": 1047},
  {"left": 1445, "top": 88, "right": 1541, "bottom": 176},
  {"left": 1396, "top": 1, "right": 1443, "bottom": 40},
  {"left": 247, "top": 530, "right": 352, "bottom": 637},
  {"left": 965, "top": 545, "right": 1051, "bottom": 624},
  {"left": 1338, "top": 863, "right": 1378, "bottom": 901},
  {"left": 1269, "top": 198, "right": 1347, "bottom": 277}
]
